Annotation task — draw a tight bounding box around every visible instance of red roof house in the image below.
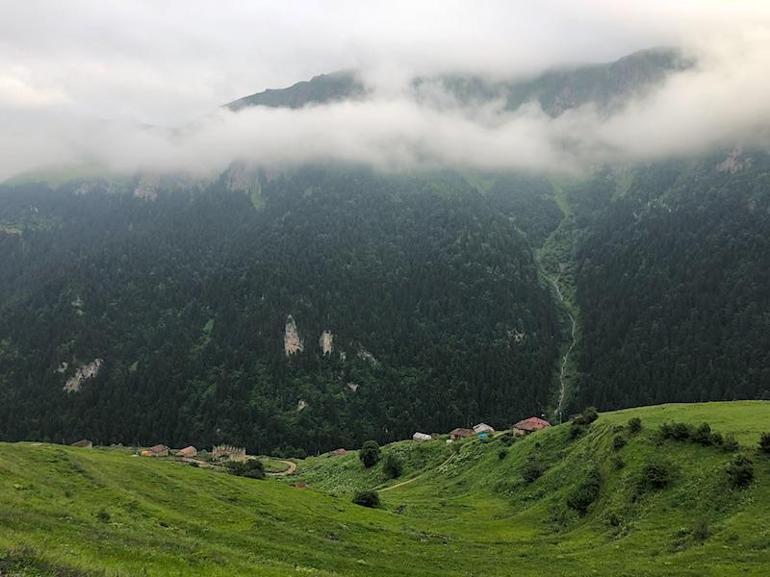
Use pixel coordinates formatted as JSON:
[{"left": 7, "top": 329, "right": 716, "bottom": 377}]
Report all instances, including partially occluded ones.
[{"left": 512, "top": 417, "right": 551, "bottom": 434}]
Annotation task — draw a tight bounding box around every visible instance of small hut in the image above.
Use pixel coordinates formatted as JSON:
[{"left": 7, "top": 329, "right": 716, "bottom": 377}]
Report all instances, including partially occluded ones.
[
  {"left": 473, "top": 423, "right": 495, "bottom": 434},
  {"left": 412, "top": 432, "right": 432, "bottom": 441},
  {"left": 177, "top": 446, "right": 197, "bottom": 458},
  {"left": 449, "top": 427, "right": 475, "bottom": 441}
]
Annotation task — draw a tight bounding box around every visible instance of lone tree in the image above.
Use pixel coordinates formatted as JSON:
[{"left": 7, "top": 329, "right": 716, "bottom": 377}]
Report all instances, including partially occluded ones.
[{"left": 359, "top": 440, "right": 381, "bottom": 468}]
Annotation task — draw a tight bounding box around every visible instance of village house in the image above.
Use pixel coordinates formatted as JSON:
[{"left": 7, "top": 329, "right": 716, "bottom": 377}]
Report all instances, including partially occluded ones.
[
  {"left": 412, "top": 432, "right": 432, "bottom": 441},
  {"left": 473, "top": 423, "right": 495, "bottom": 434},
  {"left": 212, "top": 444, "right": 247, "bottom": 461},
  {"left": 70, "top": 439, "right": 93, "bottom": 449},
  {"left": 330, "top": 448, "right": 348, "bottom": 456},
  {"left": 177, "top": 446, "right": 197, "bottom": 458},
  {"left": 512, "top": 417, "right": 551, "bottom": 436},
  {"left": 449, "top": 427, "right": 475, "bottom": 441}
]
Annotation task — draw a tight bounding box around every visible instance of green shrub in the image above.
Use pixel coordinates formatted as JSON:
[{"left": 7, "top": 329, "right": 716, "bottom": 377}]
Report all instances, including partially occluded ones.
[
  {"left": 692, "top": 423, "right": 712, "bottom": 446},
  {"left": 628, "top": 417, "right": 642, "bottom": 434},
  {"left": 352, "top": 490, "right": 380, "bottom": 508},
  {"left": 521, "top": 457, "right": 546, "bottom": 483},
  {"left": 226, "top": 459, "right": 265, "bottom": 479},
  {"left": 498, "top": 432, "right": 516, "bottom": 447},
  {"left": 671, "top": 422, "right": 691, "bottom": 441},
  {"left": 497, "top": 448, "right": 508, "bottom": 460},
  {"left": 612, "top": 435, "right": 627, "bottom": 451},
  {"left": 660, "top": 421, "right": 690, "bottom": 441},
  {"left": 611, "top": 455, "right": 625, "bottom": 470},
  {"left": 723, "top": 433, "right": 740, "bottom": 453},
  {"left": 359, "top": 440, "right": 381, "bottom": 469},
  {"left": 693, "top": 519, "right": 710, "bottom": 542},
  {"left": 569, "top": 423, "right": 587, "bottom": 439},
  {"left": 637, "top": 458, "right": 674, "bottom": 494},
  {"left": 710, "top": 431, "right": 724, "bottom": 447},
  {"left": 383, "top": 454, "right": 403, "bottom": 479},
  {"left": 759, "top": 432, "right": 770, "bottom": 454},
  {"left": 726, "top": 454, "right": 754, "bottom": 489},
  {"left": 96, "top": 509, "right": 111, "bottom": 523},
  {"left": 573, "top": 407, "right": 599, "bottom": 426},
  {"left": 566, "top": 466, "right": 601, "bottom": 515}
]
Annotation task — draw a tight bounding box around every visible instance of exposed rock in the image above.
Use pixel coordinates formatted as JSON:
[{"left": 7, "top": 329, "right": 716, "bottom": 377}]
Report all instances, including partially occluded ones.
[
  {"left": 284, "top": 315, "right": 304, "bottom": 356},
  {"left": 319, "top": 330, "right": 334, "bottom": 355},
  {"left": 297, "top": 399, "right": 308, "bottom": 411},
  {"left": 507, "top": 328, "right": 526, "bottom": 343},
  {"left": 717, "top": 146, "right": 751, "bottom": 174},
  {"left": 357, "top": 348, "right": 378, "bottom": 365},
  {"left": 63, "top": 359, "right": 103, "bottom": 393},
  {"left": 346, "top": 382, "right": 359, "bottom": 393}
]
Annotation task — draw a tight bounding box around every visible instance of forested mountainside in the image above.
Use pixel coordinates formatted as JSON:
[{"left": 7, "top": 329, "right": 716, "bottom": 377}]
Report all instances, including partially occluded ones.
[
  {"left": 2, "top": 47, "right": 769, "bottom": 454},
  {"left": 572, "top": 150, "right": 770, "bottom": 409},
  {"left": 0, "top": 168, "right": 563, "bottom": 454}
]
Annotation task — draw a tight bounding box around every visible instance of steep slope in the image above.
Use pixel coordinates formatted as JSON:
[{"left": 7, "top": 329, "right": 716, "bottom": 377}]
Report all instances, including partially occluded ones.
[
  {"left": 1, "top": 402, "right": 768, "bottom": 576},
  {"left": 571, "top": 150, "right": 770, "bottom": 410},
  {"left": 0, "top": 167, "right": 561, "bottom": 454}
]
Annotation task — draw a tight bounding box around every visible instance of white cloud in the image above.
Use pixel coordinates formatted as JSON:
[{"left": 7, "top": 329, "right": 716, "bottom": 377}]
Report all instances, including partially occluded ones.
[{"left": 0, "top": 1, "right": 769, "bottom": 181}]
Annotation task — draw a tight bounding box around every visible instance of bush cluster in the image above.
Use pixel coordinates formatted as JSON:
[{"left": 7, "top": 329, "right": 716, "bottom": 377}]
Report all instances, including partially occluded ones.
[
  {"left": 659, "top": 421, "right": 737, "bottom": 451},
  {"left": 521, "top": 457, "right": 546, "bottom": 483},
  {"left": 359, "top": 440, "right": 381, "bottom": 469},
  {"left": 759, "top": 432, "right": 770, "bottom": 454},
  {"left": 636, "top": 458, "right": 674, "bottom": 495},
  {"left": 569, "top": 407, "right": 599, "bottom": 440},
  {"left": 383, "top": 454, "right": 403, "bottom": 479},
  {"left": 627, "top": 417, "right": 643, "bottom": 434},
  {"left": 566, "top": 466, "right": 601, "bottom": 515},
  {"left": 226, "top": 458, "right": 265, "bottom": 479},
  {"left": 352, "top": 490, "right": 381, "bottom": 508},
  {"left": 726, "top": 454, "right": 754, "bottom": 489}
]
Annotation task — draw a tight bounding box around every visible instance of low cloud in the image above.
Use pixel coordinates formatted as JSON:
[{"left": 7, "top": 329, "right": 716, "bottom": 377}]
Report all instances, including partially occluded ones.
[{"left": 0, "top": 1, "right": 769, "bottom": 181}]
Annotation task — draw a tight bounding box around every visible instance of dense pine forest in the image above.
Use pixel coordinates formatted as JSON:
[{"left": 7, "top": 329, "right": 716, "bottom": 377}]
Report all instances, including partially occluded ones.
[
  {"left": 572, "top": 152, "right": 770, "bottom": 408},
  {"left": 0, "top": 167, "right": 564, "bottom": 454}
]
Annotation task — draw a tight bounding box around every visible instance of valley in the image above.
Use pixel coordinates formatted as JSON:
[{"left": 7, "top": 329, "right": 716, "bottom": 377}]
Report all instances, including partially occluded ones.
[{"left": 1, "top": 402, "right": 768, "bottom": 576}]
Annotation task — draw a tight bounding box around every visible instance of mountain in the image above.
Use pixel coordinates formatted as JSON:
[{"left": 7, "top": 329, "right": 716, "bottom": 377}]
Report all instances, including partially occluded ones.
[
  {"left": 1, "top": 47, "right": 768, "bottom": 455},
  {"left": 225, "top": 47, "right": 689, "bottom": 115},
  {"left": 1, "top": 401, "right": 768, "bottom": 576},
  {"left": 226, "top": 70, "right": 365, "bottom": 111}
]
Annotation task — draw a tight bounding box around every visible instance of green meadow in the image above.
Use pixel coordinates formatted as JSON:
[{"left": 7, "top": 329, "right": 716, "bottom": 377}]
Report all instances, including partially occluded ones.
[{"left": 1, "top": 401, "right": 769, "bottom": 576}]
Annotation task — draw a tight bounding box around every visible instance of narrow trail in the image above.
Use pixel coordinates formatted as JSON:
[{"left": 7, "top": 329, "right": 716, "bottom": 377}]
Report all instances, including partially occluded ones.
[
  {"left": 378, "top": 453, "right": 455, "bottom": 492},
  {"left": 267, "top": 460, "right": 297, "bottom": 476},
  {"left": 548, "top": 274, "right": 576, "bottom": 424}
]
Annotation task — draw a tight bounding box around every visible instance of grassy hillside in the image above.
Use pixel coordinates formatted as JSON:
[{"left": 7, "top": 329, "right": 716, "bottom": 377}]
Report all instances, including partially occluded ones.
[{"left": 1, "top": 402, "right": 769, "bottom": 576}]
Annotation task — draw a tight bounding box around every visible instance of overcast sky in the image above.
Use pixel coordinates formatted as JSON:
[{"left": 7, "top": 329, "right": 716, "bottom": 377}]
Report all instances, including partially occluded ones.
[{"left": 1, "top": 0, "right": 769, "bottom": 179}]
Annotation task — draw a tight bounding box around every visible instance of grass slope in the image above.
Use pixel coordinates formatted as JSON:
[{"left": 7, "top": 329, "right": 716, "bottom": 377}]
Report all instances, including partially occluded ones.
[{"left": 1, "top": 401, "right": 769, "bottom": 576}]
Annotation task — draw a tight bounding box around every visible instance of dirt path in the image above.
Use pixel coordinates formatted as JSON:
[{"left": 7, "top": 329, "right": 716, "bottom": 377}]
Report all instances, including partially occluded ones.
[
  {"left": 378, "top": 453, "right": 455, "bottom": 492},
  {"left": 267, "top": 460, "right": 297, "bottom": 476}
]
